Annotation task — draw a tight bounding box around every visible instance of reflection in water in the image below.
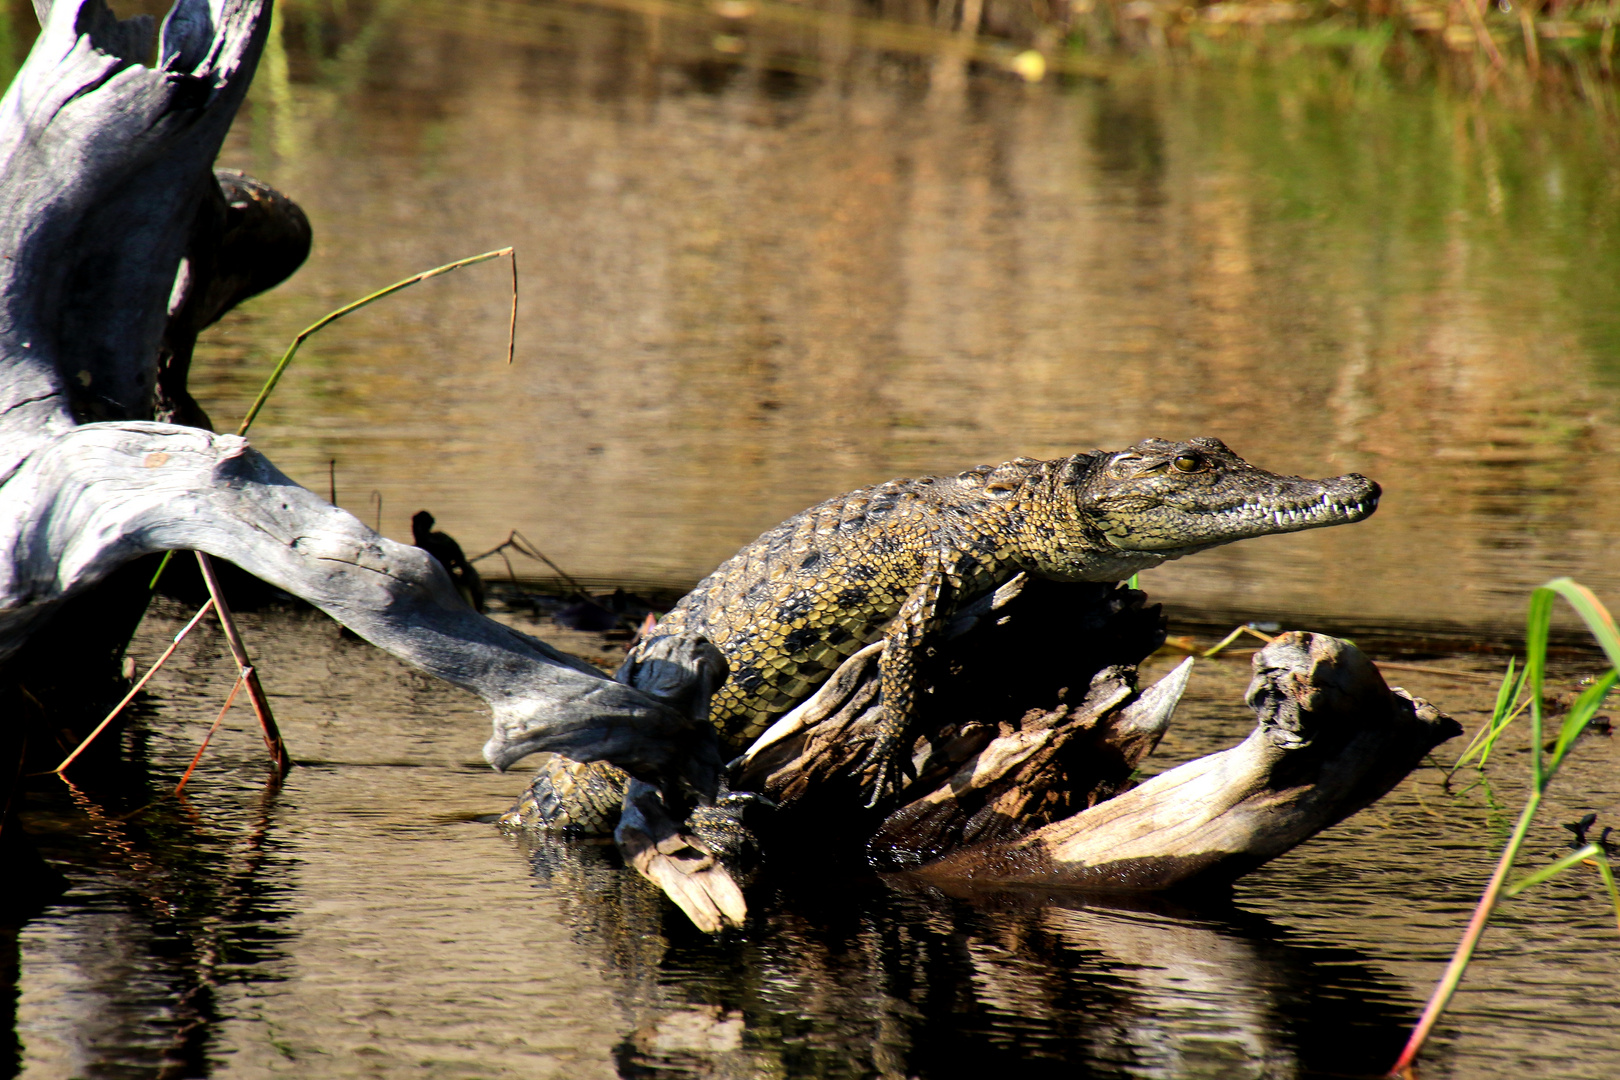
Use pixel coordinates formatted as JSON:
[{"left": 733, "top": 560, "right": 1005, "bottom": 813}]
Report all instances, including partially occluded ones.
[
  {"left": 173, "top": 0, "right": 1620, "bottom": 641},
  {"left": 514, "top": 843, "right": 1419, "bottom": 1080},
  {"left": 15, "top": 767, "right": 296, "bottom": 1079},
  {"left": 11, "top": 0, "right": 1620, "bottom": 1076},
  {"left": 13, "top": 605, "right": 1620, "bottom": 1078}
]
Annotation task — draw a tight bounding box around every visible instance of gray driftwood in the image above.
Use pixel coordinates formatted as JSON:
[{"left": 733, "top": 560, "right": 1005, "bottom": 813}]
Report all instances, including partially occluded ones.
[
  {"left": 0, "top": 1, "right": 718, "bottom": 807},
  {"left": 616, "top": 779, "right": 748, "bottom": 933},
  {"left": 0, "top": 422, "right": 719, "bottom": 781}
]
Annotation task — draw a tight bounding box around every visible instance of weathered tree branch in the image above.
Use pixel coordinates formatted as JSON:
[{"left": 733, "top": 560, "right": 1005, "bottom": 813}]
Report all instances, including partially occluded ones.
[
  {"left": 0, "top": 421, "right": 719, "bottom": 785},
  {"left": 0, "top": 0, "right": 718, "bottom": 798}
]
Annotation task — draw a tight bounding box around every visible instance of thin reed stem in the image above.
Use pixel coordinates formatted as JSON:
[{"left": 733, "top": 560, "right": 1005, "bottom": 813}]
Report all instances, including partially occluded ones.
[
  {"left": 507, "top": 250, "right": 519, "bottom": 364},
  {"left": 1389, "top": 787, "right": 1543, "bottom": 1076},
  {"left": 195, "top": 553, "right": 291, "bottom": 776},
  {"left": 174, "top": 673, "right": 246, "bottom": 795},
  {"left": 471, "top": 530, "right": 593, "bottom": 601},
  {"left": 147, "top": 550, "right": 174, "bottom": 590},
  {"left": 50, "top": 600, "right": 216, "bottom": 774},
  {"left": 1202, "top": 624, "right": 1276, "bottom": 658},
  {"left": 237, "top": 247, "right": 516, "bottom": 437}
]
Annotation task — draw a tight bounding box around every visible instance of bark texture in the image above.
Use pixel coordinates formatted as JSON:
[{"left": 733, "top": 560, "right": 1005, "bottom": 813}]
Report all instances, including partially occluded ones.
[
  {"left": 0, "top": 0, "right": 718, "bottom": 814},
  {"left": 723, "top": 580, "right": 1459, "bottom": 891},
  {"left": 908, "top": 631, "right": 1460, "bottom": 889}
]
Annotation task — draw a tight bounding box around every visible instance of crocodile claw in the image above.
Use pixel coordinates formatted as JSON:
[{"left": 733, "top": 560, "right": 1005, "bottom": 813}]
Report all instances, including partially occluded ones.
[
  {"left": 861, "top": 751, "right": 916, "bottom": 810},
  {"left": 862, "top": 765, "right": 895, "bottom": 810}
]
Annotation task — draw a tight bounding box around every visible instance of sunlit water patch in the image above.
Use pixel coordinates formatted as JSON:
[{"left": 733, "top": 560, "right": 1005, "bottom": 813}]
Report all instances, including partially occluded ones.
[{"left": 12, "top": 602, "right": 1620, "bottom": 1078}]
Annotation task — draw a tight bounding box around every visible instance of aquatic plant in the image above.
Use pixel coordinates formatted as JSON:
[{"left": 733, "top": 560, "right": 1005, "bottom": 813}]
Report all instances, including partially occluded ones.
[
  {"left": 236, "top": 246, "right": 518, "bottom": 437},
  {"left": 126, "top": 249, "right": 520, "bottom": 782},
  {"left": 1391, "top": 577, "right": 1620, "bottom": 1077}
]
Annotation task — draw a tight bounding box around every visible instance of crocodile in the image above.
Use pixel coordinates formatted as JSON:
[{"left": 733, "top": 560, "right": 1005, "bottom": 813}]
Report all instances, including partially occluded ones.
[
  {"left": 628, "top": 436, "right": 1380, "bottom": 808},
  {"left": 503, "top": 755, "right": 771, "bottom": 860}
]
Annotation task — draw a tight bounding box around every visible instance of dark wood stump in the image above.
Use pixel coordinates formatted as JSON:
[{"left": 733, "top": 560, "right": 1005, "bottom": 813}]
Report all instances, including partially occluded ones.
[{"left": 725, "top": 579, "right": 1459, "bottom": 891}]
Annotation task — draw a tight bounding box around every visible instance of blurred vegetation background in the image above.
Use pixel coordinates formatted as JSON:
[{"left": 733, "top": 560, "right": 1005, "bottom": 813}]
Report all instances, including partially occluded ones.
[
  {"left": 5, "top": 0, "right": 1617, "bottom": 113},
  {"left": 3, "top": 0, "right": 1618, "bottom": 630}
]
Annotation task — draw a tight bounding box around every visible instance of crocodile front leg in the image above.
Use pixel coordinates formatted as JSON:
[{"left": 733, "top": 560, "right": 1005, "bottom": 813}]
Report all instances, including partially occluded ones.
[
  {"left": 861, "top": 557, "right": 951, "bottom": 808},
  {"left": 502, "top": 755, "right": 633, "bottom": 833}
]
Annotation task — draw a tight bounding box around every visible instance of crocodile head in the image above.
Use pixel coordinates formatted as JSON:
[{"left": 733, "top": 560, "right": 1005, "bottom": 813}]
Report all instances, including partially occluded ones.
[{"left": 1038, "top": 437, "right": 1380, "bottom": 581}]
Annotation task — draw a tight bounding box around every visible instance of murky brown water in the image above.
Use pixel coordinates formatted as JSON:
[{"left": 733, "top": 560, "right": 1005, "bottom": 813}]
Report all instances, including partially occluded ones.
[
  {"left": 9, "top": 1, "right": 1620, "bottom": 1077},
  {"left": 14, "top": 601, "right": 1620, "bottom": 1078},
  {"left": 172, "top": 0, "right": 1620, "bottom": 640}
]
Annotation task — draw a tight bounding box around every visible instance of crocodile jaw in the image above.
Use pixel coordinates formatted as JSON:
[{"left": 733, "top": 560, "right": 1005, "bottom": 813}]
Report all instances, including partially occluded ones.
[
  {"left": 1106, "top": 480, "right": 1382, "bottom": 554},
  {"left": 1078, "top": 438, "right": 1382, "bottom": 558}
]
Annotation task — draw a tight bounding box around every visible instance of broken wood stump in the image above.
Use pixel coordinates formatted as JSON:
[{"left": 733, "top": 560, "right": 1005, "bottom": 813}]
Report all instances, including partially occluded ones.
[
  {"left": 909, "top": 630, "right": 1460, "bottom": 890},
  {"left": 732, "top": 578, "right": 1185, "bottom": 860},
  {"left": 713, "top": 579, "right": 1461, "bottom": 892}
]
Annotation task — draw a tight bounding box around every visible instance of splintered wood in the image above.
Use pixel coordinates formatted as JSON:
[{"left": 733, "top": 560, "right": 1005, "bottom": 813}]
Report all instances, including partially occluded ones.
[{"left": 699, "top": 579, "right": 1459, "bottom": 894}]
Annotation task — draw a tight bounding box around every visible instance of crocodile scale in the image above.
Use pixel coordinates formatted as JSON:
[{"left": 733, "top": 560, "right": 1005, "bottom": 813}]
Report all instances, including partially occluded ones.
[
  {"left": 652, "top": 458, "right": 1065, "bottom": 769},
  {"left": 631, "top": 437, "right": 1380, "bottom": 808}
]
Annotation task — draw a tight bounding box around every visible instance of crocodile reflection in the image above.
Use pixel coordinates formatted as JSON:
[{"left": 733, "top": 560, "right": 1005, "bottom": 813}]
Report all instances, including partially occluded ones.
[{"left": 511, "top": 834, "right": 1416, "bottom": 1079}]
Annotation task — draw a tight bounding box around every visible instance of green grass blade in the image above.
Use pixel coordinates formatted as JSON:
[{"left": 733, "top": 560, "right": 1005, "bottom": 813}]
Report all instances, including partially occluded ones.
[
  {"left": 1594, "top": 852, "right": 1620, "bottom": 934},
  {"left": 1395, "top": 578, "right": 1620, "bottom": 1075},
  {"left": 1525, "top": 586, "right": 1555, "bottom": 791},
  {"left": 1547, "top": 669, "right": 1619, "bottom": 774},
  {"left": 1475, "top": 704, "right": 1527, "bottom": 770},
  {"left": 1539, "top": 578, "right": 1620, "bottom": 672},
  {"left": 1492, "top": 656, "right": 1520, "bottom": 720},
  {"left": 146, "top": 549, "right": 175, "bottom": 590},
  {"left": 1455, "top": 659, "right": 1526, "bottom": 770},
  {"left": 1505, "top": 843, "right": 1601, "bottom": 896}
]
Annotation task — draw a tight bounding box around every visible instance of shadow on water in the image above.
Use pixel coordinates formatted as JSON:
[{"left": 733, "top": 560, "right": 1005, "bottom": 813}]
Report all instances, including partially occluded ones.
[
  {"left": 516, "top": 836, "right": 1416, "bottom": 1080},
  {"left": 9, "top": 764, "right": 1394, "bottom": 1080}
]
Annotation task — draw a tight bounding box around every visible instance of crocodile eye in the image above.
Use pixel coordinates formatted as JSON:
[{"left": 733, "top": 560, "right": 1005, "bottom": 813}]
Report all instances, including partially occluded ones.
[{"left": 1172, "top": 455, "right": 1202, "bottom": 473}]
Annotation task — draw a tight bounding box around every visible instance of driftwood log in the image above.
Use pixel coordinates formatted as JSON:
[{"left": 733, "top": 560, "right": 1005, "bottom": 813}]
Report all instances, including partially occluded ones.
[
  {"left": 726, "top": 580, "right": 1460, "bottom": 892},
  {"left": 0, "top": 0, "right": 726, "bottom": 913},
  {"left": 908, "top": 631, "right": 1459, "bottom": 888}
]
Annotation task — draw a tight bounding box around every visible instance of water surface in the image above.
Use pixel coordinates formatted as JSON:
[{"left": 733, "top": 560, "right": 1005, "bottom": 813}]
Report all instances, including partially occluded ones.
[
  {"left": 179, "top": 0, "right": 1620, "bottom": 638},
  {"left": 9, "top": 2, "right": 1620, "bottom": 1077},
  {"left": 13, "top": 602, "right": 1620, "bottom": 1078}
]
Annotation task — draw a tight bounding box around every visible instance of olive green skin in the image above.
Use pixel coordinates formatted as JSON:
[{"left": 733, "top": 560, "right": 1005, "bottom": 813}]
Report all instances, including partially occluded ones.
[
  {"left": 642, "top": 437, "right": 1380, "bottom": 807},
  {"left": 502, "top": 756, "right": 767, "bottom": 857},
  {"left": 502, "top": 756, "right": 632, "bottom": 831}
]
